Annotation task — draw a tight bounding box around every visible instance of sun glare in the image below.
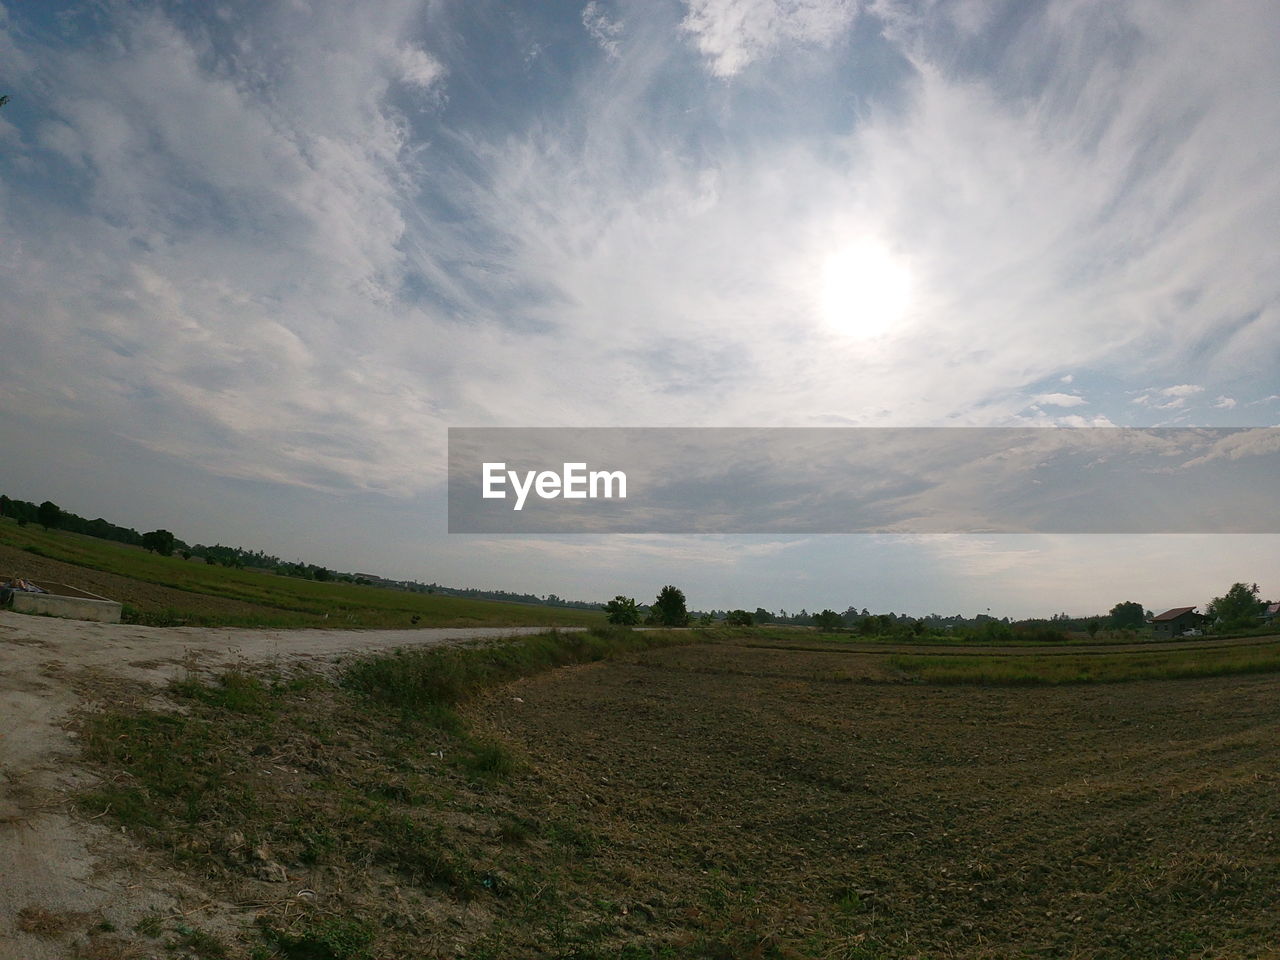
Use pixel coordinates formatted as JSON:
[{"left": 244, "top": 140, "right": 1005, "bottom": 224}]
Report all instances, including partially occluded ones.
[{"left": 820, "top": 242, "right": 912, "bottom": 339}]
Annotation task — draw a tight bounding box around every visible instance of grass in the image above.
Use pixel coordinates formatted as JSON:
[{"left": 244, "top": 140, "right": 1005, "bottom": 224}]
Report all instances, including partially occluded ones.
[
  {"left": 752, "top": 626, "right": 1163, "bottom": 647},
  {"left": 0, "top": 517, "right": 604, "bottom": 628},
  {"left": 888, "top": 639, "right": 1280, "bottom": 684},
  {"left": 76, "top": 625, "right": 694, "bottom": 958},
  {"left": 73, "top": 632, "right": 1280, "bottom": 957},
  {"left": 341, "top": 625, "right": 680, "bottom": 708}
]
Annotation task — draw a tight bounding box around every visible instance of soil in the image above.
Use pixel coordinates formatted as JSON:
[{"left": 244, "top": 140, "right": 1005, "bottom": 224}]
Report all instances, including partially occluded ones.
[
  {"left": 480, "top": 640, "right": 1280, "bottom": 958},
  {"left": 4, "top": 614, "right": 1278, "bottom": 959}
]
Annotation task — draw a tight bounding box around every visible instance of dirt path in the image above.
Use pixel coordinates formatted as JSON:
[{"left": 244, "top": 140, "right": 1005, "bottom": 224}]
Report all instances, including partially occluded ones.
[{"left": 0, "top": 612, "right": 578, "bottom": 960}]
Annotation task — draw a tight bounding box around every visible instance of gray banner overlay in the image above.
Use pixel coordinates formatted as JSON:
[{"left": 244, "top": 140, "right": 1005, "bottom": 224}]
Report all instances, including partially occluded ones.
[{"left": 448, "top": 427, "right": 1280, "bottom": 534}]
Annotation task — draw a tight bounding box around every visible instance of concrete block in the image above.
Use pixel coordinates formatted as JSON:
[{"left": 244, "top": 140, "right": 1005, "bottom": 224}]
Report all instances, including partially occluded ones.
[{"left": 8, "top": 581, "right": 123, "bottom": 623}]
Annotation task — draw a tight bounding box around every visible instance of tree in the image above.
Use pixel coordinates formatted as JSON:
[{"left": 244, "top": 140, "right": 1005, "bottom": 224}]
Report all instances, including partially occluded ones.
[
  {"left": 724, "top": 609, "right": 754, "bottom": 627},
  {"left": 313, "top": 566, "right": 332, "bottom": 582},
  {"left": 1208, "top": 582, "right": 1263, "bottom": 631},
  {"left": 1087, "top": 618, "right": 1101, "bottom": 639},
  {"left": 37, "top": 500, "right": 62, "bottom": 530},
  {"left": 652, "top": 585, "right": 688, "bottom": 627},
  {"left": 605, "top": 595, "right": 641, "bottom": 625},
  {"left": 141, "top": 529, "right": 176, "bottom": 556},
  {"left": 1108, "top": 601, "right": 1145, "bottom": 631},
  {"left": 813, "top": 609, "right": 843, "bottom": 632}
]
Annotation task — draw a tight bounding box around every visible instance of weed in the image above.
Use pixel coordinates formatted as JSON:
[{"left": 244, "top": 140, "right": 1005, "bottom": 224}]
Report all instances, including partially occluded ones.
[
  {"left": 172, "top": 926, "right": 228, "bottom": 958},
  {"left": 341, "top": 626, "right": 688, "bottom": 712},
  {"left": 265, "top": 917, "right": 374, "bottom": 960},
  {"left": 133, "top": 915, "right": 164, "bottom": 938},
  {"left": 461, "top": 739, "right": 518, "bottom": 780},
  {"left": 171, "top": 667, "right": 272, "bottom": 713}
]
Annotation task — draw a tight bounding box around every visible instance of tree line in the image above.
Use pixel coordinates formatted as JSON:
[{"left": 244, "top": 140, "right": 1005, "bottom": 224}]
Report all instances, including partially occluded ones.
[
  {"left": 605, "top": 587, "right": 1274, "bottom": 639},
  {"left": 5, "top": 492, "right": 1271, "bottom": 632}
]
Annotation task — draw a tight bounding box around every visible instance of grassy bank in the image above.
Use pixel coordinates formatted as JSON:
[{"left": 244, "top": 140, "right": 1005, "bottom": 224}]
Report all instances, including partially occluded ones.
[
  {"left": 0, "top": 519, "right": 603, "bottom": 628},
  {"left": 75, "top": 626, "right": 693, "bottom": 959}
]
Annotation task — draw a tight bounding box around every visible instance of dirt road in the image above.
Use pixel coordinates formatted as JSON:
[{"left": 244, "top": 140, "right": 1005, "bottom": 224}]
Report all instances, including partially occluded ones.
[{"left": 0, "top": 611, "right": 578, "bottom": 960}]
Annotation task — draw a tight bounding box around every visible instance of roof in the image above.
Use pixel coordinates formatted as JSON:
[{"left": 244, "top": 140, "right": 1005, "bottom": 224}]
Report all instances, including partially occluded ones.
[
  {"left": 1152, "top": 606, "right": 1198, "bottom": 621},
  {"left": 1265, "top": 602, "right": 1280, "bottom": 616}
]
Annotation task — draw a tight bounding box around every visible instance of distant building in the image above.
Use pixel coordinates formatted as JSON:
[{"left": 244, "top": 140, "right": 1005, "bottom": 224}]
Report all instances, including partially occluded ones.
[
  {"left": 1262, "top": 602, "right": 1280, "bottom": 625},
  {"left": 1150, "top": 606, "right": 1203, "bottom": 639}
]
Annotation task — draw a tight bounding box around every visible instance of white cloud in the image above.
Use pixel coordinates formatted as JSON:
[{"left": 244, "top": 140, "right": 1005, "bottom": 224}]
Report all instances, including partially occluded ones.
[
  {"left": 582, "top": 2, "right": 624, "bottom": 57},
  {"left": 3, "top": 0, "right": 1279, "bottom": 501},
  {"left": 1213, "top": 395, "right": 1237, "bottom": 409},
  {"left": 1131, "top": 385, "right": 1207, "bottom": 411},
  {"left": 396, "top": 46, "right": 446, "bottom": 91},
  {"left": 1055, "top": 414, "right": 1116, "bottom": 428},
  {"left": 1034, "top": 393, "right": 1087, "bottom": 408},
  {"left": 0, "top": 2, "right": 457, "bottom": 494},
  {"left": 681, "top": 0, "right": 859, "bottom": 77}
]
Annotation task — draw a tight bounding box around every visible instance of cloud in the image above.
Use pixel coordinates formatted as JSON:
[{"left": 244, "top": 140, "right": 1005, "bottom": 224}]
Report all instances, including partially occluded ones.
[
  {"left": 4, "top": 0, "right": 1280, "bottom": 508},
  {"left": 1054, "top": 414, "right": 1117, "bottom": 428},
  {"left": 468, "top": 533, "right": 813, "bottom": 571},
  {"left": 0, "top": 2, "right": 456, "bottom": 494},
  {"left": 1213, "top": 395, "right": 1237, "bottom": 409},
  {"left": 680, "top": 0, "right": 859, "bottom": 77},
  {"left": 1034, "top": 393, "right": 1087, "bottom": 408},
  {"left": 582, "top": 2, "right": 624, "bottom": 57},
  {"left": 1131, "top": 385, "right": 1206, "bottom": 410},
  {"left": 1180, "top": 427, "right": 1280, "bottom": 469},
  {"left": 396, "top": 45, "right": 446, "bottom": 91}
]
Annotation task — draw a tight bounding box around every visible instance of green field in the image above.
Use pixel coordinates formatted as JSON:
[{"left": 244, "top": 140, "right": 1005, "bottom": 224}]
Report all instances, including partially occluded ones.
[
  {"left": 888, "top": 642, "right": 1280, "bottom": 684},
  {"left": 0, "top": 518, "right": 604, "bottom": 629}
]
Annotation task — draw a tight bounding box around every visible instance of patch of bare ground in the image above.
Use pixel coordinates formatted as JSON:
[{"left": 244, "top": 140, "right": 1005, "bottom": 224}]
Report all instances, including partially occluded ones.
[
  {"left": 476, "top": 642, "right": 1280, "bottom": 958},
  {"left": 0, "top": 612, "right": 589, "bottom": 960}
]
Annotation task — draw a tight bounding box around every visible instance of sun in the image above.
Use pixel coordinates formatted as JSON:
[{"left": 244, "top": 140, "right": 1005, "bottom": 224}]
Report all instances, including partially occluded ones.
[{"left": 819, "top": 241, "right": 912, "bottom": 339}]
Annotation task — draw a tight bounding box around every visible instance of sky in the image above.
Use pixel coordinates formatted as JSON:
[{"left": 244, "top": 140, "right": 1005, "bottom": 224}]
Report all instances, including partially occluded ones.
[{"left": 0, "top": 0, "right": 1276, "bottom": 618}]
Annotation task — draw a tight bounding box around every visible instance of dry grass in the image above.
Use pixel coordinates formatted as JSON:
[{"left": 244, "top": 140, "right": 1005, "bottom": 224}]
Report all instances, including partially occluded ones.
[
  {"left": 74, "top": 933, "right": 146, "bottom": 960},
  {"left": 16, "top": 905, "right": 76, "bottom": 937}
]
